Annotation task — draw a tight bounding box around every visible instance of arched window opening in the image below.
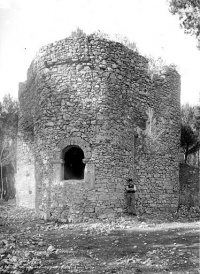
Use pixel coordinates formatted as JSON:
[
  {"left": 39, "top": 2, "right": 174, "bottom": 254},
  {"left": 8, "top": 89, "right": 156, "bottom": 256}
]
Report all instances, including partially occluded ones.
[{"left": 63, "top": 146, "right": 85, "bottom": 180}]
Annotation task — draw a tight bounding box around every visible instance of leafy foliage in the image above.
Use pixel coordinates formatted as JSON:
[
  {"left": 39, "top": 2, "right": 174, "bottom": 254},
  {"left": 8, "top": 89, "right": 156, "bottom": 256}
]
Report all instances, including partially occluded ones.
[
  {"left": 94, "top": 31, "right": 138, "bottom": 52},
  {"left": 0, "top": 94, "right": 19, "bottom": 199},
  {"left": 181, "top": 104, "right": 200, "bottom": 164},
  {"left": 168, "top": 0, "right": 200, "bottom": 48},
  {"left": 93, "top": 30, "right": 111, "bottom": 40},
  {"left": 70, "top": 27, "right": 86, "bottom": 38},
  {"left": 194, "top": 105, "right": 200, "bottom": 130},
  {"left": 69, "top": 27, "right": 138, "bottom": 52},
  {"left": 147, "top": 56, "right": 177, "bottom": 77},
  {"left": 181, "top": 124, "right": 198, "bottom": 162},
  {"left": 181, "top": 103, "right": 197, "bottom": 127},
  {"left": 113, "top": 34, "right": 138, "bottom": 52}
]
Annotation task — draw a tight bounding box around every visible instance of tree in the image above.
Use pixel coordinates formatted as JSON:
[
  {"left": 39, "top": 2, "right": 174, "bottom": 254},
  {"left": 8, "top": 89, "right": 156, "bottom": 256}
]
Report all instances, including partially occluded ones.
[
  {"left": 194, "top": 105, "right": 200, "bottom": 130},
  {"left": 114, "top": 34, "right": 138, "bottom": 52},
  {"left": 180, "top": 103, "right": 200, "bottom": 165},
  {"left": 181, "top": 124, "right": 198, "bottom": 163},
  {"left": 194, "top": 105, "right": 200, "bottom": 167},
  {"left": 70, "top": 27, "right": 86, "bottom": 38},
  {"left": 93, "top": 30, "right": 111, "bottom": 40},
  {"left": 168, "top": 0, "right": 200, "bottom": 49},
  {"left": 93, "top": 31, "right": 138, "bottom": 52},
  {"left": 181, "top": 103, "right": 196, "bottom": 128},
  {"left": 0, "top": 94, "right": 18, "bottom": 199}
]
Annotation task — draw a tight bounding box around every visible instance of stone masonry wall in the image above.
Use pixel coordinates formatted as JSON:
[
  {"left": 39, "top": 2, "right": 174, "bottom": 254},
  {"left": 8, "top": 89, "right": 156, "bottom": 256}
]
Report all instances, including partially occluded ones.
[
  {"left": 16, "top": 35, "right": 181, "bottom": 221},
  {"left": 179, "top": 163, "right": 199, "bottom": 207},
  {"left": 16, "top": 82, "right": 36, "bottom": 208},
  {"left": 135, "top": 68, "right": 180, "bottom": 213}
]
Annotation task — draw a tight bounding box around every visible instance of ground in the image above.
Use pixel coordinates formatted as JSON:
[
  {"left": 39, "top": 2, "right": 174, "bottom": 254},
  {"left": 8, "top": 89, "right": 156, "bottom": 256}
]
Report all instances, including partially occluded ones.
[{"left": 0, "top": 200, "right": 199, "bottom": 274}]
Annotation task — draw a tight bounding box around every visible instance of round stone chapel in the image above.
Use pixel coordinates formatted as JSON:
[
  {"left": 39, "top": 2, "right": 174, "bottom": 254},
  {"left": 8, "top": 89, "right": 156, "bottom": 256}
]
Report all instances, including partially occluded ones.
[{"left": 16, "top": 35, "right": 181, "bottom": 222}]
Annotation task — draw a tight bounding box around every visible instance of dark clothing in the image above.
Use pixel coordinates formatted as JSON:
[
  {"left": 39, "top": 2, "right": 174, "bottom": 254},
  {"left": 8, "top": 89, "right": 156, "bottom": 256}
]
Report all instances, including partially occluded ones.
[
  {"left": 127, "top": 193, "right": 136, "bottom": 214},
  {"left": 126, "top": 184, "right": 136, "bottom": 193},
  {"left": 127, "top": 185, "right": 136, "bottom": 193},
  {"left": 126, "top": 182, "right": 137, "bottom": 215}
]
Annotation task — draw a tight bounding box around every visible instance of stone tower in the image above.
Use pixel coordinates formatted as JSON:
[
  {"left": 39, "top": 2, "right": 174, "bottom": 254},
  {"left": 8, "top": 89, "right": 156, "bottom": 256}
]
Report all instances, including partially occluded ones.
[{"left": 16, "top": 35, "right": 181, "bottom": 221}]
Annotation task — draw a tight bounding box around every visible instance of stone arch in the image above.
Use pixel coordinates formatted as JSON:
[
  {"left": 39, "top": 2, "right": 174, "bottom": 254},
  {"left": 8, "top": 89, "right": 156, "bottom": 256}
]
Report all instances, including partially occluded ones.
[
  {"left": 58, "top": 137, "right": 91, "bottom": 161},
  {"left": 63, "top": 145, "right": 85, "bottom": 180},
  {"left": 51, "top": 137, "right": 92, "bottom": 181}
]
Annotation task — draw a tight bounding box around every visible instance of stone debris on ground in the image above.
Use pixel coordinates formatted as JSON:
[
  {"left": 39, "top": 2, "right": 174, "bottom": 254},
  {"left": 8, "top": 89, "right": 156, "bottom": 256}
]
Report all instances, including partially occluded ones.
[{"left": 0, "top": 205, "right": 199, "bottom": 273}]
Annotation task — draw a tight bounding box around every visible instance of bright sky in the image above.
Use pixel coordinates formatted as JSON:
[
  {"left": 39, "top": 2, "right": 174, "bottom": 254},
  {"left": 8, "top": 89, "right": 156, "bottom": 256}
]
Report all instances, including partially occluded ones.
[{"left": 0, "top": 0, "right": 200, "bottom": 105}]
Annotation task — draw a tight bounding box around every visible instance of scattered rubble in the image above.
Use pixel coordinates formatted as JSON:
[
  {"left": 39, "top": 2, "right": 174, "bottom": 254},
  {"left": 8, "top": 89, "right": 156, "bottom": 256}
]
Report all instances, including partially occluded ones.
[{"left": 0, "top": 205, "right": 199, "bottom": 273}]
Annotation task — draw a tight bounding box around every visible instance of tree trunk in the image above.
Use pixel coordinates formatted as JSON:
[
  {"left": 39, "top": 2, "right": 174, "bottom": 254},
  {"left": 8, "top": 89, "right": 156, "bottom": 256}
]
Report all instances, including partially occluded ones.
[
  {"left": 0, "top": 162, "right": 3, "bottom": 199},
  {"left": 0, "top": 141, "right": 5, "bottom": 199},
  {"left": 185, "top": 145, "right": 189, "bottom": 163}
]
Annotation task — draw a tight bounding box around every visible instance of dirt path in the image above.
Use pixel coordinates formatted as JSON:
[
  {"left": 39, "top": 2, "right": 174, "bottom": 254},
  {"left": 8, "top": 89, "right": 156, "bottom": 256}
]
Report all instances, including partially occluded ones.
[{"left": 0, "top": 206, "right": 199, "bottom": 273}]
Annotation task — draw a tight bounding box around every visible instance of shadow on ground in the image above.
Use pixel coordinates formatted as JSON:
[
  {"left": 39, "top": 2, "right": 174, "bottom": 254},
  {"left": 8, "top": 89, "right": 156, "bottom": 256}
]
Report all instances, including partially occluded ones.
[
  {"left": 0, "top": 205, "right": 199, "bottom": 273},
  {"left": 39, "top": 221, "right": 199, "bottom": 273}
]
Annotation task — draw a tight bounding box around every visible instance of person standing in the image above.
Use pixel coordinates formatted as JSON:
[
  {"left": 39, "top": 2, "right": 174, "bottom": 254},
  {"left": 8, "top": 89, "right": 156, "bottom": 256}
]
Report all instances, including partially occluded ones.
[{"left": 126, "top": 179, "right": 137, "bottom": 215}]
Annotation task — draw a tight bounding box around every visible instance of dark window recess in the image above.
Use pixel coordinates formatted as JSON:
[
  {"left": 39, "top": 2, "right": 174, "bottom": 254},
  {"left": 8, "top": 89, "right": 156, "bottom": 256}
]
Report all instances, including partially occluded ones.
[{"left": 63, "top": 146, "right": 85, "bottom": 180}]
